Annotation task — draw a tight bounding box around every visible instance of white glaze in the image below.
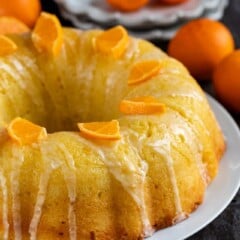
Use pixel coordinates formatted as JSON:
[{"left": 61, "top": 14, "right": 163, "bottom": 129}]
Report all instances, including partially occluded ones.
[
  {"left": 29, "top": 142, "right": 61, "bottom": 240},
  {"left": 29, "top": 168, "right": 53, "bottom": 240},
  {"left": 10, "top": 147, "right": 24, "bottom": 240},
  {"left": 0, "top": 60, "right": 41, "bottom": 110},
  {"left": 102, "top": 135, "right": 152, "bottom": 236},
  {"left": 169, "top": 117, "right": 208, "bottom": 185},
  {"left": 148, "top": 135, "right": 186, "bottom": 222},
  {"left": 29, "top": 139, "right": 78, "bottom": 240},
  {"left": 57, "top": 143, "right": 77, "bottom": 240},
  {"left": 71, "top": 132, "right": 154, "bottom": 237},
  {"left": 0, "top": 170, "right": 9, "bottom": 240},
  {"left": 125, "top": 39, "right": 139, "bottom": 60}
]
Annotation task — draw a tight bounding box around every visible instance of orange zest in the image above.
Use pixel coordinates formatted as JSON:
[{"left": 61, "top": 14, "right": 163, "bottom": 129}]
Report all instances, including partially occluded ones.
[
  {"left": 78, "top": 120, "right": 121, "bottom": 140},
  {"left": 94, "top": 25, "right": 129, "bottom": 59},
  {"left": 31, "top": 12, "right": 63, "bottom": 56},
  {"left": 0, "top": 16, "right": 30, "bottom": 35},
  {"left": 120, "top": 96, "right": 166, "bottom": 115},
  {"left": 7, "top": 117, "right": 47, "bottom": 145},
  {"left": 0, "top": 35, "right": 17, "bottom": 56},
  {"left": 128, "top": 60, "right": 161, "bottom": 85}
]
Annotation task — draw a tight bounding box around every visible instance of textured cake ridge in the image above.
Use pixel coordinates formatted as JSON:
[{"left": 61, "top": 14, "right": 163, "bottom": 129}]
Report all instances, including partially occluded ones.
[{"left": 0, "top": 22, "right": 225, "bottom": 240}]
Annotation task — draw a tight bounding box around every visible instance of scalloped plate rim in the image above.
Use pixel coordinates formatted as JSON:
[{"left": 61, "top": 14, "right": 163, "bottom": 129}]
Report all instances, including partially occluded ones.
[
  {"left": 55, "top": 0, "right": 222, "bottom": 27},
  {"left": 58, "top": 0, "right": 228, "bottom": 40}
]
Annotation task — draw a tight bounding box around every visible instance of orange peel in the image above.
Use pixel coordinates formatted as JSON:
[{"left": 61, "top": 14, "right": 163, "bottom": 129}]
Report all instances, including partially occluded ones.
[
  {"left": 120, "top": 96, "right": 166, "bottom": 115},
  {"left": 94, "top": 25, "right": 129, "bottom": 59},
  {"left": 7, "top": 117, "right": 47, "bottom": 145},
  {"left": 78, "top": 120, "right": 121, "bottom": 140},
  {"left": 32, "top": 12, "right": 63, "bottom": 56},
  {"left": 128, "top": 60, "right": 161, "bottom": 85}
]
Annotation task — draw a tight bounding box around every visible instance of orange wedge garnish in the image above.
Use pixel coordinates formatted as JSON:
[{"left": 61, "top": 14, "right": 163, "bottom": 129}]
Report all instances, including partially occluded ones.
[
  {"left": 7, "top": 117, "right": 47, "bottom": 145},
  {"left": 0, "top": 16, "right": 30, "bottom": 35},
  {"left": 94, "top": 25, "right": 129, "bottom": 58},
  {"left": 78, "top": 120, "right": 121, "bottom": 140},
  {"left": 32, "top": 12, "right": 63, "bottom": 56},
  {"left": 120, "top": 96, "right": 166, "bottom": 115},
  {"left": 0, "top": 35, "right": 17, "bottom": 56},
  {"left": 128, "top": 60, "right": 161, "bottom": 85}
]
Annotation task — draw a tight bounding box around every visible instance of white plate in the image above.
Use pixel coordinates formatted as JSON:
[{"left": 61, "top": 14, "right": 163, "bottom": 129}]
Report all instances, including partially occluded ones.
[
  {"left": 147, "top": 94, "right": 240, "bottom": 240},
  {"left": 55, "top": 0, "right": 221, "bottom": 28},
  {"left": 58, "top": 0, "right": 228, "bottom": 40}
]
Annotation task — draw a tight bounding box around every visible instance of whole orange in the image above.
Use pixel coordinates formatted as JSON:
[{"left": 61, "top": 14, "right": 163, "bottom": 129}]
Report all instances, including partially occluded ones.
[
  {"left": 168, "top": 18, "right": 234, "bottom": 80},
  {"left": 0, "top": 0, "right": 41, "bottom": 28},
  {"left": 107, "top": 0, "right": 149, "bottom": 11},
  {"left": 213, "top": 50, "right": 240, "bottom": 112}
]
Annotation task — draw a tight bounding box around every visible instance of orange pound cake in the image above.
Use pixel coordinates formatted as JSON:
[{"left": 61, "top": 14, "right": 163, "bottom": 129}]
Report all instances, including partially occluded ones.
[{"left": 0, "top": 12, "right": 225, "bottom": 240}]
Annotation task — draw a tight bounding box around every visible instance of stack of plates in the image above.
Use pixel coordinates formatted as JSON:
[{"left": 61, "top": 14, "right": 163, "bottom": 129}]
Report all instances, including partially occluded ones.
[{"left": 54, "top": 0, "right": 229, "bottom": 40}]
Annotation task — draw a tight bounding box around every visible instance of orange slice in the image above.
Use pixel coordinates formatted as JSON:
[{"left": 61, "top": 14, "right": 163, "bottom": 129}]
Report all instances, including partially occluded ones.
[
  {"left": 78, "top": 120, "right": 121, "bottom": 140},
  {"left": 32, "top": 12, "right": 63, "bottom": 56},
  {"left": 0, "top": 16, "right": 30, "bottom": 35},
  {"left": 94, "top": 25, "right": 129, "bottom": 58},
  {"left": 128, "top": 60, "right": 161, "bottom": 85},
  {"left": 0, "top": 35, "right": 17, "bottom": 56},
  {"left": 7, "top": 117, "right": 47, "bottom": 145},
  {"left": 107, "top": 0, "right": 149, "bottom": 12},
  {"left": 120, "top": 96, "right": 166, "bottom": 115}
]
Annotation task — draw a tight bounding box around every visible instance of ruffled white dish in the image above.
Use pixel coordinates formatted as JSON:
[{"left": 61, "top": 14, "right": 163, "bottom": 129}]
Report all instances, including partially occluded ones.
[
  {"left": 58, "top": 0, "right": 228, "bottom": 40},
  {"left": 147, "top": 94, "right": 240, "bottom": 240},
  {"left": 55, "top": 0, "right": 222, "bottom": 28}
]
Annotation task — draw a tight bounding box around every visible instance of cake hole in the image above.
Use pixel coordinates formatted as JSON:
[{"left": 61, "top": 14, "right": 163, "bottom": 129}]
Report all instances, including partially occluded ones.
[{"left": 14, "top": 92, "right": 124, "bottom": 133}]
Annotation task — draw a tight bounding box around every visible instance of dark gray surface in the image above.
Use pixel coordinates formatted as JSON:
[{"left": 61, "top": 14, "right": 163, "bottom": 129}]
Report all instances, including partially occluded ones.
[{"left": 41, "top": 0, "right": 240, "bottom": 239}]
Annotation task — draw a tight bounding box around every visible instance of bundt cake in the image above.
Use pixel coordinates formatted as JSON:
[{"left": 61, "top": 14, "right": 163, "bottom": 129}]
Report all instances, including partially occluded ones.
[{"left": 0, "top": 12, "right": 225, "bottom": 240}]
